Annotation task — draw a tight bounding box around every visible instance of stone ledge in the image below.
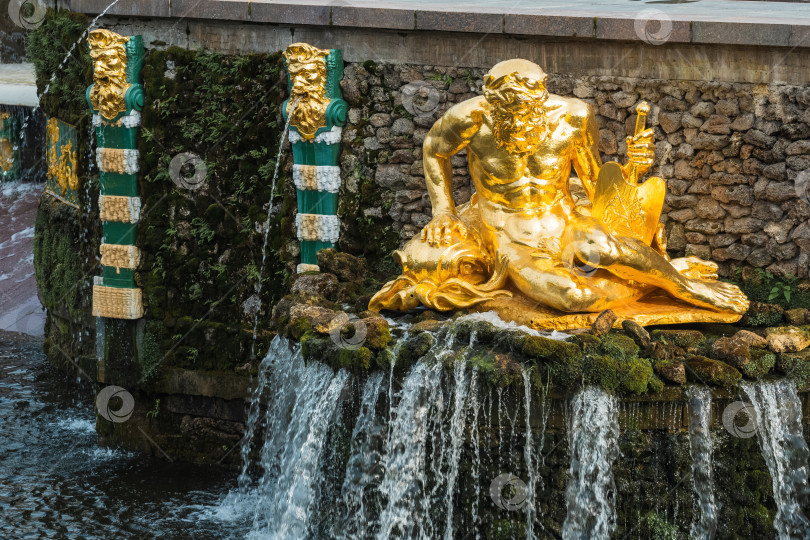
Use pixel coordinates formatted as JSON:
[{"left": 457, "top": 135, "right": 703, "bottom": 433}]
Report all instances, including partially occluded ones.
[
  {"left": 155, "top": 367, "right": 250, "bottom": 400},
  {"left": 68, "top": 0, "right": 810, "bottom": 50}
]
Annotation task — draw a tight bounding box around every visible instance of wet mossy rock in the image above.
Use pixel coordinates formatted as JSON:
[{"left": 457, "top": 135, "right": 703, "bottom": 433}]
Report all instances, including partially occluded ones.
[
  {"left": 360, "top": 316, "right": 392, "bottom": 349},
  {"left": 316, "top": 248, "right": 368, "bottom": 283},
  {"left": 765, "top": 325, "right": 810, "bottom": 353},
  {"left": 739, "top": 301, "right": 785, "bottom": 327},
  {"left": 776, "top": 349, "right": 810, "bottom": 389},
  {"left": 653, "top": 359, "right": 687, "bottom": 385},
  {"left": 684, "top": 356, "right": 742, "bottom": 387},
  {"left": 521, "top": 334, "right": 582, "bottom": 363},
  {"left": 650, "top": 329, "right": 706, "bottom": 353},
  {"left": 396, "top": 331, "right": 435, "bottom": 370},
  {"left": 785, "top": 307, "right": 810, "bottom": 325},
  {"left": 743, "top": 348, "right": 776, "bottom": 379}
]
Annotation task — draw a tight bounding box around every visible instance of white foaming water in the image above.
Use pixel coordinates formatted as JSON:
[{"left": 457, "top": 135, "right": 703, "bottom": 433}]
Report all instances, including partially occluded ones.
[
  {"left": 219, "top": 336, "right": 350, "bottom": 539},
  {"left": 456, "top": 311, "right": 569, "bottom": 341},
  {"left": 742, "top": 380, "right": 810, "bottom": 540},
  {"left": 686, "top": 386, "right": 717, "bottom": 540},
  {"left": 55, "top": 417, "right": 96, "bottom": 434},
  {"left": 562, "top": 386, "right": 620, "bottom": 540},
  {"left": 1, "top": 180, "right": 42, "bottom": 200}
]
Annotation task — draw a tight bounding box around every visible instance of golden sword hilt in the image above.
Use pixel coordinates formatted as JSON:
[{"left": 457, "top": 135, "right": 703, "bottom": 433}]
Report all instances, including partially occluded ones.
[{"left": 628, "top": 101, "right": 650, "bottom": 185}]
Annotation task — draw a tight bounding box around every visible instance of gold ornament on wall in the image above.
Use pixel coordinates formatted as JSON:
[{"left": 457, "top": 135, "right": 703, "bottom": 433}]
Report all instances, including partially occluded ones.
[
  {"left": 45, "top": 117, "right": 78, "bottom": 195},
  {"left": 46, "top": 117, "right": 58, "bottom": 179},
  {"left": 0, "top": 139, "right": 12, "bottom": 173},
  {"left": 370, "top": 58, "right": 749, "bottom": 329},
  {"left": 0, "top": 112, "right": 12, "bottom": 174},
  {"left": 88, "top": 29, "right": 131, "bottom": 120},
  {"left": 57, "top": 139, "right": 79, "bottom": 193},
  {"left": 283, "top": 43, "right": 330, "bottom": 139}
]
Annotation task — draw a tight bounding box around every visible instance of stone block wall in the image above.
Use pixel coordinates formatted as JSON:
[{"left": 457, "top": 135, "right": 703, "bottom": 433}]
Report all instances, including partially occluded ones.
[{"left": 336, "top": 62, "right": 810, "bottom": 279}]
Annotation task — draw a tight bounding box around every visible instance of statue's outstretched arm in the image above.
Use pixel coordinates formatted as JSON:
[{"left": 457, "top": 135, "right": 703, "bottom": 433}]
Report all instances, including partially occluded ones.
[
  {"left": 421, "top": 100, "right": 483, "bottom": 246},
  {"left": 423, "top": 101, "right": 482, "bottom": 215}
]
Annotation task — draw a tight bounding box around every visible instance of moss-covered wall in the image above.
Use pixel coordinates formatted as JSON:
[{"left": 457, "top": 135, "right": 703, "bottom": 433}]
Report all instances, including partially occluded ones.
[
  {"left": 29, "top": 11, "right": 98, "bottom": 373},
  {"left": 136, "top": 47, "right": 291, "bottom": 371}
]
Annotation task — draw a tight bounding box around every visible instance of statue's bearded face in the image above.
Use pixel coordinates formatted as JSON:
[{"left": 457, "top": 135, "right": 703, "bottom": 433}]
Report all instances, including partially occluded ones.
[
  {"left": 483, "top": 73, "right": 549, "bottom": 156},
  {"left": 283, "top": 43, "right": 331, "bottom": 139},
  {"left": 289, "top": 63, "right": 326, "bottom": 100},
  {"left": 88, "top": 30, "right": 130, "bottom": 120},
  {"left": 92, "top": 48, "right": 126, "bottom": 85}
]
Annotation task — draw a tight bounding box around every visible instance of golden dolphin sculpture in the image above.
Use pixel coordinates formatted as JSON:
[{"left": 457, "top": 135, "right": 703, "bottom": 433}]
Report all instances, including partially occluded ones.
[{"left": 370, "top": 59, "right": 748, "bottom": 329}]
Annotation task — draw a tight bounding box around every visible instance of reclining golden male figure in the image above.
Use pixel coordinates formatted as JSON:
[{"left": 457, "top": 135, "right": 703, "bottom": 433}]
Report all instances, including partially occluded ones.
[{"left": 369, "top": 59, "right": 748, "bottom": 326}]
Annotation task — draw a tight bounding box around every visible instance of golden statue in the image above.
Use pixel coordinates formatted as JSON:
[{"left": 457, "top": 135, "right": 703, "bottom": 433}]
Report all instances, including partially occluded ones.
[
  {"left": 87, "top": 29, "right": 130, "bottom": 120},
  {"left": 370, "top": 59, "right": 749, "bottom": 329},
  {"left": 283, "top": 43, "right": 330, "bottom": 139}
]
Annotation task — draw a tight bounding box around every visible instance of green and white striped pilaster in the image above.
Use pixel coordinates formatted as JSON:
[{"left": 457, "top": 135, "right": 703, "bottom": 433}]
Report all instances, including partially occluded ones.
[
  {"left": 88, "top": 31, "right": 145, "bottom": 320},
  {"left": 283, "top": 46, "right": 348, "bottom": 273}
]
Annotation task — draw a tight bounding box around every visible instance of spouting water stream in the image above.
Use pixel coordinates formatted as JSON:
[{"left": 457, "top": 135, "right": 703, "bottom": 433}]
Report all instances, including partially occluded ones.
[
  {"left": 249, "top": 99, "right": 298, "bottom": 360},
  {"left": 252, "top": 350, "right": 348, "bottom": 538},
  {"left": 686, "top": 386, "right": 717, "bottom": 540},
  {"left": 561, "top": 386, "right": 620, "bottom": 540},
  {"left": 742, "top": 380, "right": 810, "bottom": 539},
  {"left": 17, "top": 0, "right": 124, "bottom": 136}
]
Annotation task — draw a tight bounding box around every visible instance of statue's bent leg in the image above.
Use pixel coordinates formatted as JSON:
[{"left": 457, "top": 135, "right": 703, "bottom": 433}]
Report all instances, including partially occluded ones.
[
  {"left": 500, "top": 241, "right": 648, "bottom": 313},
  {"left": 564, "top": 218, "right": 749, "bottom": 314}
]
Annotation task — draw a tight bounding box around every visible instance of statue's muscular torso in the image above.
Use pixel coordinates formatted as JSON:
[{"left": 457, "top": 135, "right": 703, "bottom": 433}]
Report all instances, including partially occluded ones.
[
  {"left": 425, "top": 94, "right": 602, "bottom": 254},
  {"left": 464, "top": 95, "right": 599, "bottom": 211}
]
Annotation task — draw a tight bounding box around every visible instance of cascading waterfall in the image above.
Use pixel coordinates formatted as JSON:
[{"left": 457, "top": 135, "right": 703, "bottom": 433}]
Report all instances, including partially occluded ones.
[
  {"left": 686, "top": 386, "right": 717, "bottom": 540},
  {"left": 228, "top": 329, "right": 644, "bottom": 540},
  {"left": 226, "top": 335, "right": 350, "bottom": 539},
  {"left": 561, "top": 386, "right": 620, "bottom": 540},
  {"left": 375, "top": 360, "right": 444, "bottom": 539},
  {"left": 336, "top": 372, "right": 386, "bottom": 539},
  {"left": 236, "top": 346, "right": 271, "bottom": 488},
  {"left": 742, "top": 380, "right": 810, "bottom": 539}
]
